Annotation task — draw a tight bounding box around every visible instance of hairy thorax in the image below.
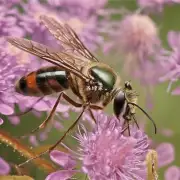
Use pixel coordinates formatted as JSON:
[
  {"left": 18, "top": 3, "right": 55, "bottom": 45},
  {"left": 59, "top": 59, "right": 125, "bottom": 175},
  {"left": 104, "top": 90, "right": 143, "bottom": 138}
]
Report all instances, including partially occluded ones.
[{"left": 69, "top": 62, "right": 120, "bottom": 106}]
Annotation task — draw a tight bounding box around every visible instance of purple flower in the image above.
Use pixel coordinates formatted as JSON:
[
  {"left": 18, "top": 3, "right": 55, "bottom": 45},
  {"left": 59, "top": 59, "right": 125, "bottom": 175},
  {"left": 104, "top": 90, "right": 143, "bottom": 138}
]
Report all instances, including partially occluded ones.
[
  {"left": 78, "top": 113, "right": 149, "bottom": 180},
  {"left": 137, "top": 0, "right": 167, "bottom": 12},
  {"left": 105, "top": 13, "right": 164, "bottom": 88},
  {"left": 0, "top": 6, "right": 23, "bottom": 44},
  {"left": 159, "top": 128, "right": 174, "bottom": 137},
  {"left": 46, "top": 150, "right": 78, "bottom": 180},
  {"left": 0, "top": 118, "right": 3, "bottom": 125},
  {"left": 0, "top": 157, "right": 10, "bottom": 175},
  {"left": 22, "top": 0, "right": 105, "bottom": 51},
  {"left": 105, "top": 13, "right": 162, "bottom": 84},
  {"left": 47, "top": 0, "right": 107, "bottom": 17},
  {"left": 113, "top": 14, "right": 160, "bottom": 60},
  {"left": 165, "top": 166, "right": 180, "bottom": 180},
  {"left": 0, "top": 4, "right": 35, "bottom": 45},
  {"left": 137, "top": 0, "right": 180, "bottom": 13},
  {"left": 47, "top": 113, "right": 151, "bottom": 180},
  {"left": 0, "top": 0, "right": 21, "bottom": 6},
  {"left": 48, "top": 0, "right": 107, "bottom": 10},
  {"left": 159, "top": 31, "right": 180, "bottom": 95},
  {"left": 133, "top": 60, "right": 164, "bottom": 86},
  {"left": 156, "top": 143, "right": 175, "bottom": 168},
  {"left": 0, "top": 48, "right": 27, "bottom": 117}
]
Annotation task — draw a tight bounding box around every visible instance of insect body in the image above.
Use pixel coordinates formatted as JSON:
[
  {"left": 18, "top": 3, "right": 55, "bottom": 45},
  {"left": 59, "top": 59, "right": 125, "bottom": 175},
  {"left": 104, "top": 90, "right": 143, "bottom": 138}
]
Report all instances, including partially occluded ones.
[
  {"left": 7, "top": 15, "right": 156, "bottom": 166},
  {"left": 16, "top": 66, "right": 69, "bottom": 96},
  {"left": 16, "top": 62, "right": 120, "bottom": 107}
]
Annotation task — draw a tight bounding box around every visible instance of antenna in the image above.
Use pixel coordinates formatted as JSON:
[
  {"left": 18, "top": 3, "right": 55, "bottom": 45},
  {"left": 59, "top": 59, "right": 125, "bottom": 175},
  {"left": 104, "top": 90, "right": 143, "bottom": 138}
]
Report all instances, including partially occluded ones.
[{"left": 128, "top": 102, "right": 157, "bottom": 134}]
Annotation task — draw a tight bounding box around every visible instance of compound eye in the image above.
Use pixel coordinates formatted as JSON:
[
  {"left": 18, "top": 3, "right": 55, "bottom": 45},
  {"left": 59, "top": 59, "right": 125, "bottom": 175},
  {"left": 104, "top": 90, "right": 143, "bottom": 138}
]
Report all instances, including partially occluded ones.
[
  {"left": 113, "top": 91, "right": 126, "bottom": 118},
  {"left": 125, "top": 81, "right": 132, "bottom": 90}
]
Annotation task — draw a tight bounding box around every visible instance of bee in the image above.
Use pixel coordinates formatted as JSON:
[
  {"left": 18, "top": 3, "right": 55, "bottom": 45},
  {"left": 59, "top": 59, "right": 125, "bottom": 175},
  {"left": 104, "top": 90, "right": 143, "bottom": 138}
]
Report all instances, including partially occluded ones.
[{"left": 7, "top": 15, "right": 157, "bottom": 166}]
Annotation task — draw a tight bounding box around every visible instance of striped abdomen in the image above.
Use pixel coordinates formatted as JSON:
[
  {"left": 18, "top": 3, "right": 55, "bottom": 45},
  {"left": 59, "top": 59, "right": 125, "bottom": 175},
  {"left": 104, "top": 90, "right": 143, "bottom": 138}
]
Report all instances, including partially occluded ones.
[{"left": 15, "top": 66, "right": 69, "bottom": 96}]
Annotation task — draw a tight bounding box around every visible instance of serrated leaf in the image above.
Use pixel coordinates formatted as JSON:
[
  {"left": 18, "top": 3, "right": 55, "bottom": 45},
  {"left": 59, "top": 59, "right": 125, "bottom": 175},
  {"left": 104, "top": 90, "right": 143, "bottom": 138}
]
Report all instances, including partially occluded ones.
[{"left": 0, "top": 175, "right": 33, "bottom": 180}]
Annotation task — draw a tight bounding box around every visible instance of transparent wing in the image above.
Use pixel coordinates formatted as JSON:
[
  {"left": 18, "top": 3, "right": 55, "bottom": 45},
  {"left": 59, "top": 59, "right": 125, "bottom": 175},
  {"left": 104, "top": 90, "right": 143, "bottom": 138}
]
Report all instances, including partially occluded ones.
[
  {"left": 40, "top": 15, "right": 99, "bottom": 62},
  {"left": 7, "top": 37, "right": 89, "bottom": 81}
]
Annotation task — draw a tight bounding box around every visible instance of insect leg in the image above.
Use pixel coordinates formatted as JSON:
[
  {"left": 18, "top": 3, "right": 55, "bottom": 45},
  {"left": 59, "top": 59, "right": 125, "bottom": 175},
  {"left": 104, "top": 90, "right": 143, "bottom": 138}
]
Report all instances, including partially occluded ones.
[
  {"left": 89, "top": 104, "right": 103, "bottom": 110},
  {"left": 121, "top": 119, "right": 131, "bottom": 136},
  {"left": 121, "top": 120, "right": 131, "bottom": 136},
  {"left": 18, "top": 93, "right": 63, "bottom": 138},
  {"left": 18, "top": 106, "right": 86, "bottom": 167},
  {"left": 121, "top": 110, "right": 136, "bottom": 136},
  {"left": 121, "top": 120, "right": 127, "bottom": 134},
  {"left": 121, "top": 123, "right": 129, "bottom": 133},
  {"left": 132, "top": 114, "right": 139, "bottom": 129},
  {"left": 62, "top": 93, "right": 83, "bottom": 108},
  {"left": 62, "top": 94, "right": 103, "bottom": 124},
  {"left": 62, "top": 93, "right": 104, "bottom": 111},
  {"left": 88, "top": 109, "right": 97, "bottom": 124},
  {"left": 9, "top": 97, "right": 44, "bottom": 117},
  {"left": 127, "top": 121, "right": 131, "bottom": 136}
]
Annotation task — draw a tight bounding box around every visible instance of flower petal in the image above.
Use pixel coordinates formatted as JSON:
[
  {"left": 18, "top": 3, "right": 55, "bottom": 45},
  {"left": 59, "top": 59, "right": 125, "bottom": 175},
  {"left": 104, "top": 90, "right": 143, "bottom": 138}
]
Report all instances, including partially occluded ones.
[
  {"left": 0, "top": 157, "right": 10, "bottom": 175},
  {"left": 33, "top": 101, "right": 50, "bottom": 111},
  {"left": 0, "top": 118, "right": 3, "bottom": 125},
  {"left": 0, "top": 104, "right": 14, "bottom": 115},
  {"left": 171, "top": 87, "right": 180, "bottom": 95},
  {"left": 8, "top": 116, "right": 20, "bottom": 125},
  {"left": 45, "top": 170, "right": 77, "bottom": 180},
  {"left": 168, "top": 31, "right": 180, "bottom": 50},
  {"left": 156, "top": 143, "right": 175, "bottom": 167},
  {"left": 50, "top": 150, "right": 76, "bottom": 169},
  {"left": 165, "top": 166, "right": 180, "bottom": 180},
  {"left": 29, "top": 135, "right": 39, "bottom": 147},
  {"left": 160, "top": 128, "right": 174, "bottom": 137}
]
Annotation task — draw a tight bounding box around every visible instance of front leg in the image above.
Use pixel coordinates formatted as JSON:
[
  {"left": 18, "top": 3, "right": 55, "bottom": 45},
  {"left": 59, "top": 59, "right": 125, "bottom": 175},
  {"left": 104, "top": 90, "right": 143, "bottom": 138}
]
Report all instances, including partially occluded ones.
[{"left": 62, "top": 93, "right": 103, "bottom": 124}]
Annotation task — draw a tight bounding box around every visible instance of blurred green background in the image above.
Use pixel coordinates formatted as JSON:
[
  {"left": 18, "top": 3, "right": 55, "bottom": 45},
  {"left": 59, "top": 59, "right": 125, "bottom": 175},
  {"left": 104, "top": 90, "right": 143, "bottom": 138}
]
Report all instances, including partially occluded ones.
[{"left": 1, "top": 0, "right": 180, "bottom": 179}]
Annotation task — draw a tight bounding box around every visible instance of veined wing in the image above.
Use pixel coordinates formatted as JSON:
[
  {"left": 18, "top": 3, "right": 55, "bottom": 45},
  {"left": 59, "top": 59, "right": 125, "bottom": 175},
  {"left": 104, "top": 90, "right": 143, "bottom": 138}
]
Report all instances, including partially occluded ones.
[
  {"left": 40, "top": 15, "right": 99, "bottom": 62},
  {"left": 7, "top": 37, "right": 89, "bottom": 81}
]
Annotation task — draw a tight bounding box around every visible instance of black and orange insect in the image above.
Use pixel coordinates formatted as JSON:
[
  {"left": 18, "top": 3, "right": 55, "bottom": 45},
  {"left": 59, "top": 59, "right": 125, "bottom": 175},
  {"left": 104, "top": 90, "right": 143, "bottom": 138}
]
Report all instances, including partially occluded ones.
[{"left": 7, "top": 15, "right": 157, "bottom": 166}]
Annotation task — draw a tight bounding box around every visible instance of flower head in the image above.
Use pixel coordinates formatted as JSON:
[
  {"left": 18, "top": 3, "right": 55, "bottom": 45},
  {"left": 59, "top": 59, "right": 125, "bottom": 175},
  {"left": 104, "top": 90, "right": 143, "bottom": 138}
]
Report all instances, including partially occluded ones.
[
  {"left": 137, "top": 0, "right": 167, "bottom": 12},
  {"left": 116, "top": 14, "right": 159, "bottom": 60},
  {"left": 156, "top": 143, "right": 175, "bottom": 168},
  {"left": 159, "top": 31, "right": 180, "bottom": 94},
  {"left": 47, "top": 0, "right": 107, "bottom": 17},
  {"left": 0, "top": 118, "right": 3, "bottom": 125},
  {"left": 0, "top": 0, "right": 21, "bottom": 8},
  {"left": 137, "top": 0, "right": 180, "bottom": 13},
  {"left": 46, "top": 150, "right": 78, "bottom": 180},
  {"left": 0, "top": 48, "right": 27, "bottom": 116},
  {"left": 47, "top": 113, "right": 151, "bottom": 180},
  {"left": 165, "top": 166, "right": 180, "bottom": 180},
  {"left": 0, "top": 157, "right": 10, "bottom": 175},
  {"left": 105, "top": 13, "right": 163, "bottom": 87},
  {"left": 0, "top": 4, "right": 35, "bottom": 45},
  {"left": 23, "top": 0, "right": 105, "bottom": 51},
  {"left": 78, "top": 113, "right": 149, "bottom": 180}
]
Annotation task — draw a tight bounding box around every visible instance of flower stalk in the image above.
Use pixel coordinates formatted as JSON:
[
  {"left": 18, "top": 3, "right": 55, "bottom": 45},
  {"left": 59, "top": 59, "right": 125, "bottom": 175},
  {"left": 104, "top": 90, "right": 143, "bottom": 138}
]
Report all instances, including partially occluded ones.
[{"left": 0, "top": 130, "right": 56, "bottom": 173}]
